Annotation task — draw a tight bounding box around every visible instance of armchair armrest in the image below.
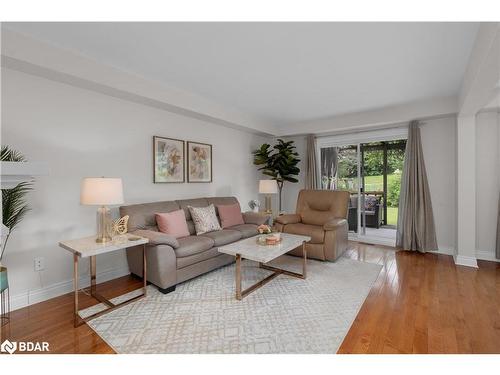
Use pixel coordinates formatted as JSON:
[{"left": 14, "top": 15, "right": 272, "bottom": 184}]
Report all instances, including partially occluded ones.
[
  {"left": 323, "top": 218, "right": 348, "bottom": 231},
  {"left": 275, "top": 214, "right": 301, "bottom": 225},
  {"left": 131, "top": 229, "right": 180, "bottom": 249},
  {"left": 242, "top": 212, "right": 270, "bottom": 225}
]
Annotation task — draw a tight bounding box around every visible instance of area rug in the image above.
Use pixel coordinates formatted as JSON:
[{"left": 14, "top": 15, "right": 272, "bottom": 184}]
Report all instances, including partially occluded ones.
[{"left": 81, "top": 256, "right": 382, "bottom": 354}]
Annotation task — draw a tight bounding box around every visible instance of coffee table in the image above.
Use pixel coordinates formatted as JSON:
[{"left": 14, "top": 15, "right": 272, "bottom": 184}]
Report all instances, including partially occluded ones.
[{"left": 218, "top": 233, "right": 311, "bottom": 300}]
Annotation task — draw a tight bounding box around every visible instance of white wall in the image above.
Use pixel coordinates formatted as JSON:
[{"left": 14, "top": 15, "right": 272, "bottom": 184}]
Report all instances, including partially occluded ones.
[
  {"left": 1, "top": 68, "right": 269, "bottom": 309},
  {"left": 475, "top": 110, "right": 500, "bottom": 260},
  {"left": 283, "top": 116, "right": 458, "bottom": 254}
]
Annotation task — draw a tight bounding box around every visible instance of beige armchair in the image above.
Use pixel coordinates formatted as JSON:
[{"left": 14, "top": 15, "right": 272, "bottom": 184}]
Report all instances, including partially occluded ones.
[{"left": 274, "top": 189, "right": 350, "bottom": 261}]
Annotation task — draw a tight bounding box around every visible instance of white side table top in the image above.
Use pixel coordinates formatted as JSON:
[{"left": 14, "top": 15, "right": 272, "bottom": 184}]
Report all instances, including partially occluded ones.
[
  {"left": 218, "top": 233, "right": 310, "bottom": 263},
  {"left": 59, "top": 233, "right": 149, "bottom": 258}
]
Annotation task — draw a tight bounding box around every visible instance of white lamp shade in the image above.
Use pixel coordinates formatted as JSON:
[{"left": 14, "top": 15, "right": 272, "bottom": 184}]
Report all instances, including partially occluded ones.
[
  {"left": 80, "top": 177, "right": 124, "bottom": 205},
  {"left": 259, "top": 179, "right": 278, "bottom": 194}
]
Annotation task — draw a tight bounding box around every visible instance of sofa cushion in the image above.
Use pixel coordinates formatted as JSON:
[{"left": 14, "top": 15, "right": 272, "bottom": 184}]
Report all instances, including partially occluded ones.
[
  {"left": 176, "top": 247, "right": 221, "bottom": 269},
  {"left": 207, "top": 197, "right": 239, "bottom": 214},
  {"left": 283, "top": 223, "right": 325, "bottom": 244},
  {"left": 296, "top": 189, "right": 350, "bottom": 222},
  {"left": 228, "top": 224, "right": 259, "bottom": 238},
  {"left": 188, "top": 204, "right": 222, "bottom": 235},
  {"left": 120, "top": 201, "right": 180, "bottom": 232},
  {"left": 242, "top": 212, "right": 269, "bottom": 225},
  {"left": 176, "top": 198, "right": 209, "bottom": 221},
  {"left": 217, "top": 203, "right": 244, "bottom": 228},
  {"left": 200, "top": 229, "right": 242, "bottom": 246},
  {"left": 132, "top": 229, "right": 180, "bottom": 248},
  {"left": 155, "top": 209, "right": 190, "bottom": 238},
  {"left": 364, "top": 195, "right": 379, "bottom": 210},
  {"left": 175, "top": 236, "right": 215, "bottom": 258},
  {"left": 300, "top": 210, "right": 337, "bottom": 226}
]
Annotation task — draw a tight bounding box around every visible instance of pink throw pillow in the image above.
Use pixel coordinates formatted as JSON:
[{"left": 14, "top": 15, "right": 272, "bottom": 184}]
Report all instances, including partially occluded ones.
[
  {"left": 217, "top": 203, "right": 244, "bottom": 228},
  {"left": 155, "top": 209, "right": 190, "bottom": 238}
]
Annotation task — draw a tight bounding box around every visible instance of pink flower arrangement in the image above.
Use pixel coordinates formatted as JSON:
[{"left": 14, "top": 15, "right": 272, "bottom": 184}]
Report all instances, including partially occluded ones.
[{"left": 257, "top": 224, "right": 272, "bottom": 234}]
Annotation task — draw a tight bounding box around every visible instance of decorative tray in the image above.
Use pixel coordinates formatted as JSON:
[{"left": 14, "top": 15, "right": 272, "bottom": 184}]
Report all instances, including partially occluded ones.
[{"left": 256, "top": 236, "right": 282, "bottom": 246}]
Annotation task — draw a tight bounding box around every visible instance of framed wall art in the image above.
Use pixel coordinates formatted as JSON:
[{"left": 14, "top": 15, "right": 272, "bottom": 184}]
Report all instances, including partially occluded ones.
[
  {"left": 153, "top": 136, "right": 185, "bottom": 183},
  {"left": 187, "top": 141, "right": 212, "bottom": 183}
]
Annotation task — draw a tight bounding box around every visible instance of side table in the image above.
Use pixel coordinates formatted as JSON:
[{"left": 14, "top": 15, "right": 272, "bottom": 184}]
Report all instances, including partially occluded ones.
[{"left": 59, "top": 233, "right": 149, "bottom": 327}]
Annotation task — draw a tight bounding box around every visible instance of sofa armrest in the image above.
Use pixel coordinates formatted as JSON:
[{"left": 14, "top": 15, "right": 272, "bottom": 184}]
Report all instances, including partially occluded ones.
[
  {"left": 131, "top": 229, "right": 180, "bottom": 249},
  {"left": 242, "top": 212, "right": 269, "bottom": 225},
  {"left": 275, "top": 214, "right": 301, "bottom": 225},
  {"left": 323, "top": 218, "right": 348, "bottom": 231}
]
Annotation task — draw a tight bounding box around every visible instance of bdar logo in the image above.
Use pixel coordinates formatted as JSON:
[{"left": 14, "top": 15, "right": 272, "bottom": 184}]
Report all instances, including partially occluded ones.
[
  {"left": 1, "top": 339, "right": 17, "bottom": 354},
  {"left": 0, "top": 339, "right": 49, "bottom": 354}
]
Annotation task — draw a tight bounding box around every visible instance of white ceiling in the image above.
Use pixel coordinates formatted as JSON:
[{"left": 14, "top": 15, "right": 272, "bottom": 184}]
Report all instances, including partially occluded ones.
[{"left": 4, "top": 22, "right": 479, "bottom": 127}]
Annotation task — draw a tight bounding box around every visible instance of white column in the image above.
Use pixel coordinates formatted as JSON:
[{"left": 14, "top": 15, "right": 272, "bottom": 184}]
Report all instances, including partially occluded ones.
[{"left": 455, "top": 115, "right": 478, "bottom": 267}]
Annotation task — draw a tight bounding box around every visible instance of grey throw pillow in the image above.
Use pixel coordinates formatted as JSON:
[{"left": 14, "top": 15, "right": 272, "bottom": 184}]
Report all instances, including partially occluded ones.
[{"left": 188, "top": 204, "right": 222, "bottom": 235}]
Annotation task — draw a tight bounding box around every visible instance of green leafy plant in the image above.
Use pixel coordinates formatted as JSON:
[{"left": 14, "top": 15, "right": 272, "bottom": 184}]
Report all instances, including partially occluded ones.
[
  {"left": 1, "top": 146, "right": 33, "bottom": 262},
  {"left": 253, "top": 139, "right": 300, "bottom": 212},
  {"left": 386, "top": 171, "right": 402, "bottom": 207}
]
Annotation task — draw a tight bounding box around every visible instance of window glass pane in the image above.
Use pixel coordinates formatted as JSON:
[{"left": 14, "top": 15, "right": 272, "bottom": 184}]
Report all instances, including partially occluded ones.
[{"left": 336, "top": 146, "right": 358, "bottom": 192}]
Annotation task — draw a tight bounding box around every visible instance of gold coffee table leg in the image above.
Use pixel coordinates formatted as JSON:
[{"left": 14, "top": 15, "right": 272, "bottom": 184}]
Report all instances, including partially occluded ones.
[
  {"left": 143, "top": 244, "right": 147, "bottom": 295},
  {"left": 236, "top": 254, "right": 242, "bottom": 300},
  {"left": 235, "top": 241, "right": 307, "bottom": 300},
  {"left": 259, "top": 241, "right": 307, "bottom": 279},
  {"left": 302, "top": 241, "right": 307, "bottom": 278}
]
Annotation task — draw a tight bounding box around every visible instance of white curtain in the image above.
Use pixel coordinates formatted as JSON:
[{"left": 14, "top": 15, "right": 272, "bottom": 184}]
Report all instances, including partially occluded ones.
[
  {"left": 320, "top": 147, "right": 338, "bottom": 190},
  {"left": 396, "top": 120, "right": 438, "bottom": 252},
  {"left": 305, "top": 135, "right": 318, "bottom": 189}
]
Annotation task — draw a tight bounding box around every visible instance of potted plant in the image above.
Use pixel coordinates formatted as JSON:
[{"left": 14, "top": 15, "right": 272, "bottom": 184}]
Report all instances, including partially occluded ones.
[
  {"left": 252, "top": 139, "right": 300, "bottom": 213},
  {"left": 1, "top": 146, "right": 33, "bottom": 292}
]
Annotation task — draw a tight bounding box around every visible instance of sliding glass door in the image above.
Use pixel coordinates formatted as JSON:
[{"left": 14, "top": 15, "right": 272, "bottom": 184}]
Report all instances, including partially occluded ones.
[
  {"left": 359, "top": 140, "right": 406, "bottom": 240},
  {"left": 317, "top": 129, "right": 407, "bottom": 246}
]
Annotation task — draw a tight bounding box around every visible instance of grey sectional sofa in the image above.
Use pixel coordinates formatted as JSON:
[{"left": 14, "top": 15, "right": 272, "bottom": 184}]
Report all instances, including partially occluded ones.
[{"left": 120, "top": 197, "right": 267, "bottom": 293}]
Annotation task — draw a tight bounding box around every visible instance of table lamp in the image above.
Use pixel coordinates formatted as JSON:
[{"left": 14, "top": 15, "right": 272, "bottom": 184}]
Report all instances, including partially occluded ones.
[
  {"left": 80, "top": 177, "right": 124, "bottom": 243},
  {"left": 259, "top": 179, "right": 278, "bottom": 215}
]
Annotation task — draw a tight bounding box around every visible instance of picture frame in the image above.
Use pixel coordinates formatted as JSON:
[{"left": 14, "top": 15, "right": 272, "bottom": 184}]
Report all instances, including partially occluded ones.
[
  {"left": 153, "top": 136, "right": 185, "bottom": 183},
  {"left": 187, "top": 141, "right": 213, "bottom": 183}
]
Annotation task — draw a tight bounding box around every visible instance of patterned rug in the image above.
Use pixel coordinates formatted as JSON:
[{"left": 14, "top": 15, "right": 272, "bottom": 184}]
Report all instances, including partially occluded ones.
[{"left": 81, "top": 256, "right": 382, "bottom": 353}]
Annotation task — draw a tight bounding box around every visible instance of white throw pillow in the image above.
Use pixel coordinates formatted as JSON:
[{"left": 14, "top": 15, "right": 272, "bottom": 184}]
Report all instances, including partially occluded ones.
[{"left": 188, "top": 204, "right": 222, "bottom": 235}]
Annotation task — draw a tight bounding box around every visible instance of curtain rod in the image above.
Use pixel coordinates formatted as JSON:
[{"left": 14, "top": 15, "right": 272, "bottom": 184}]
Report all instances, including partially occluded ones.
[{"left": 313, "top": 112, "right": 457, "bottom": 139}]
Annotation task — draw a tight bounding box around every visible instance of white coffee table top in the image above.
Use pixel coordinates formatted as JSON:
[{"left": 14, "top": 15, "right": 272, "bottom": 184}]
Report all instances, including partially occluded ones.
[
  {"left": 59, "top": 233, "right": 149, "bottom": 258},
  {"left": 218, "top": 233, "right": 310, "bottom": 264}
]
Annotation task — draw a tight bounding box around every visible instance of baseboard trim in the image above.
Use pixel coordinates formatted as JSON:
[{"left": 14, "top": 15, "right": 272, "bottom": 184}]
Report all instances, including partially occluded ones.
[
  {"left": 476, "top": 250, "right": 500, "bottom": 263},
  {"left": 453, "top": 255, "right": 478, "bottom": 268},
  {"left": 10, "top": 266, "right": 130, "bottom": 311},
  {"left": 428, "top": 246, "right": 455, "bottom": 256}
]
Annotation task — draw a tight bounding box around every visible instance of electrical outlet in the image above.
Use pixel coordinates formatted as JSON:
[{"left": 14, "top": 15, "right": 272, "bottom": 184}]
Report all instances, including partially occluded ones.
[{"left": 34, "top": 257, "right": 45, "bottom": 271}]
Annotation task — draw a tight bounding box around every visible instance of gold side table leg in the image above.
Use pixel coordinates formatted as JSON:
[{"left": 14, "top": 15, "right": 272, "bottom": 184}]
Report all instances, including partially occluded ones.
[
  {"left": 235, "top": 254, "right": 242, "bottom": 300},
  {"left": 143, "top": 244, "right": 147, "bottom": 295},
  {"left": 73, "top": 253, "right": 79, "bottom": 327},
  {"left": 90, "top": 255, "right": 96, "bottom": 296}
]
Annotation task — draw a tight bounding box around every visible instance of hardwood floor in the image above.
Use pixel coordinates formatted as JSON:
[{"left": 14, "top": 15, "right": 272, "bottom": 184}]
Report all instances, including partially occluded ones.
[
  {"left": 1, "top": 242, "right": 499, "bottom": 354},
  {"left": 339, "top": 244, "right": 500, "bottom": 353},
  {"left": 0, "top": 275, "right": 144, "bottom": 354}
]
